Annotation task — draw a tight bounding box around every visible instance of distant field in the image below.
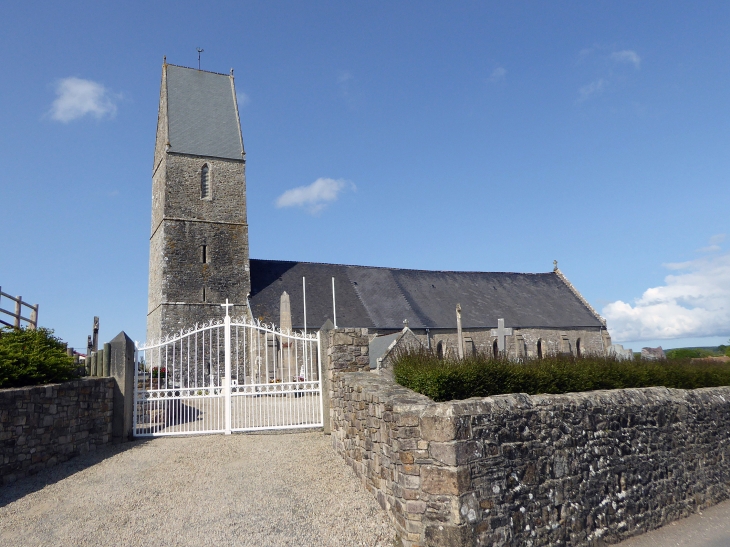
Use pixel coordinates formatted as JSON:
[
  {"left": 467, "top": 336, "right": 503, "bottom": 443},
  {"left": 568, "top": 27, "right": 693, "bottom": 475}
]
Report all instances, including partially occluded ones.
[{"left": 663, "top": 345, "right": 729, "bottom": 359}]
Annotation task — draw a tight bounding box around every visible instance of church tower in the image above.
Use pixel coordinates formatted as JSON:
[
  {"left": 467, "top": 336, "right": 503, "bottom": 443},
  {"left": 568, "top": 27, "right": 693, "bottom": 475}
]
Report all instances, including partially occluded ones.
[{"left": 147, "top": 61, "right": 250, "bottom": 342}]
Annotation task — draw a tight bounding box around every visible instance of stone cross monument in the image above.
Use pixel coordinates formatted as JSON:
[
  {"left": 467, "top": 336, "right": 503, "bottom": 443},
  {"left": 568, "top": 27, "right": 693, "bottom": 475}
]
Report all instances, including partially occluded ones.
[
  {"left": 456, "top": 303, "right": 464, "bottom": 359},
  {"left": 490, "top": 318, "right": 513, "bottom": 355},
  {"left": 147, "top": 61, "right": 251, "bottom": 342}
]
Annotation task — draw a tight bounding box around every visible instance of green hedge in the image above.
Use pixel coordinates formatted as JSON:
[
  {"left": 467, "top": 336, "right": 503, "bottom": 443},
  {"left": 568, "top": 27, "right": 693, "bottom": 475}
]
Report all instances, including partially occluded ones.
[
  {"left": 393, "top": 350, "right": 730, "bottom": 402},
  {"left": 0, "top": 327, "right": 78, "bottom": 389}
]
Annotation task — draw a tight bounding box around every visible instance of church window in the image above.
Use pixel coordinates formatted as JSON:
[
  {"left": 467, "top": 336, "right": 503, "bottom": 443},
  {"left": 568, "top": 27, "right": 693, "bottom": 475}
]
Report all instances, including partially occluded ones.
[
  {"left": 201, "top": 164, "right": 211, "bottom": 199},
  {"left": 493, "top": 340, "right": 499, "bottom": 359},
  {"left": 576, "top": 338, "right": 582, "bottom": 358},
  {"left": 201, "top": 245, "right": 208, "bottom": 263},
  {"left": 436, "top": 341, "right": 444, "bottom": 360},
  {"left": 537, "top": 339, "right": 543, "bottom": 359},
  {"left": 202, "top": 287, "right": 206, "bottom": 302}
]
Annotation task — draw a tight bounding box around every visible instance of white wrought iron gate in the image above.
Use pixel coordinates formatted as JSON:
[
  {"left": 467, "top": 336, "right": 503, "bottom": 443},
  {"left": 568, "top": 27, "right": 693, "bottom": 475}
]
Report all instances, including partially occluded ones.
[{"left": 134, "top": 302, "right": 323, "bottom": 436}]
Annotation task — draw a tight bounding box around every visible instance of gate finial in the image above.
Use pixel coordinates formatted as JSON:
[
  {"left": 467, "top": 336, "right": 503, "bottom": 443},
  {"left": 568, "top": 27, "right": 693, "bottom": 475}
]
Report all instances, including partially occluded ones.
[{"left": 221, "top": 299, "right": 234, "bottom": 317}]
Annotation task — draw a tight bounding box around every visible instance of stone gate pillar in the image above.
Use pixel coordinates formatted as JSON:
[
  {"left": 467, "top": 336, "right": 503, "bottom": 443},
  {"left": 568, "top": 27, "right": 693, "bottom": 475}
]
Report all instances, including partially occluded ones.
[{"left": 109, "top": 331, "right": 135, "bottom": 442}]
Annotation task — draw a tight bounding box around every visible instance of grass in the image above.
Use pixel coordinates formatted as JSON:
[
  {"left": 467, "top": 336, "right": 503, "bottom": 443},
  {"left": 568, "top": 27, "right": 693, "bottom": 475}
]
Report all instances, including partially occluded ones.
[{"left": 392, "top": 349, "right": 730, "bottom": 402}]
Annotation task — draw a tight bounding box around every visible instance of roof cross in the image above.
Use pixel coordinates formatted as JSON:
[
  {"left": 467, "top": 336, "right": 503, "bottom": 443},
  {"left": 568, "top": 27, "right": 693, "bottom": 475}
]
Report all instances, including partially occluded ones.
[
  {"left": 490, "top": 318, "right": 513, "bottom": 355},
  {"left": 221, "top": 299, "right": 234, "bottom": 317}
]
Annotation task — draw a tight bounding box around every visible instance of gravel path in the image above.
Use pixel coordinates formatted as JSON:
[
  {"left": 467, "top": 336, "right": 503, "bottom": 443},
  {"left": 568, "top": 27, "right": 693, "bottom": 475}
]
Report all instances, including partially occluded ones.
[{"left": 0, "top": 432, "right": 396, "bottom": 547}]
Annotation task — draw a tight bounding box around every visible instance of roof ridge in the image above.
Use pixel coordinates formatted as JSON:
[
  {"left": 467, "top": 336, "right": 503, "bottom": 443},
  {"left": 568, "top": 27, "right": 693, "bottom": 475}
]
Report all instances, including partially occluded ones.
[
  {"left": 249, "top": 257, "right": 551, "bottom": 276},
  {"left": 165, "top": 63, "right": 232, "bottom": 77}
]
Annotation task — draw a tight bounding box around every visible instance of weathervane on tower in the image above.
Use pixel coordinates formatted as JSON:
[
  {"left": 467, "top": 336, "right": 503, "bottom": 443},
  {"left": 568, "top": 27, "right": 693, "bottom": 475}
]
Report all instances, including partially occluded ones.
[{"left": 196, "top": 47, "right": 204, "bottom": 70}]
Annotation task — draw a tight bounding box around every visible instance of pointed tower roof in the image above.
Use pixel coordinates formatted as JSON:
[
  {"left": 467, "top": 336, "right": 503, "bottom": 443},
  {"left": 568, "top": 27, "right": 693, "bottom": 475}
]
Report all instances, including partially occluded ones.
[{"left": 164, "top": 63, "right": 244, "bottom": 160}]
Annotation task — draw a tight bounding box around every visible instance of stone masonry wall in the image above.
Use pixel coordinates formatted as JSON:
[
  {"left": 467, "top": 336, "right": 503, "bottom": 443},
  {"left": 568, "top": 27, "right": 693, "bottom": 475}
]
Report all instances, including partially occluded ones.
[
  {"left": 327, "top": 328, "right": 370, "bottom": 373},
  {"left": 0, "top": 378, "right": 114, "bottom": 485},
  {"left": 416, "top": 327, "right": 608, "bottom": 361},
  {"left": 330, "top": 371, "right": 730, "bottom": 547}
]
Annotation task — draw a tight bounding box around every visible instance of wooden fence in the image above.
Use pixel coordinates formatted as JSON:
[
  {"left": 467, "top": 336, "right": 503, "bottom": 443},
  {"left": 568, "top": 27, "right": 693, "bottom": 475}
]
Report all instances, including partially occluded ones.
[{"left": 0, "top": 287, "right": 38, "bottom": 330}]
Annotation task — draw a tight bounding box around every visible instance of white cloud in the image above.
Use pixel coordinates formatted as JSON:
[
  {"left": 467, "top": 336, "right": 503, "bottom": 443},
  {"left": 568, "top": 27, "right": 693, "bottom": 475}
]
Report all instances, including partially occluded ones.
[
  {"left": 337, "top": 71, "right": 353, "bottom": 85},
  {"left": 577, "top": 78, "right": 607, "bottom": 101},
  {"left": 696, "top": 233, "right": 725, "bottom": 253},
  {"left": 577, "top": 48, "right": 594, "bottom": 62},
  {"left": 576, "top": 47, "right": 642, "bottom": 102},
  {"left": 337, "top": 71, "right": 354, "bottom": 99},
  {"left": 489, "top": 67, "right": 506, "bottom": 82},
  {"left": 275, "top": 178, "right": 354, "bottom": 214},
  {"left": 610, "top": 50, "right": 641, "bottom": 69},
  {"left": 236, "top": 91, "right": 250, "bottom": 107},
  {"left": 603, "top": 252, "right": 730, "bottom": 342},
  {"left": 49, "top": 77, "right": 118, "bottom": 122}
]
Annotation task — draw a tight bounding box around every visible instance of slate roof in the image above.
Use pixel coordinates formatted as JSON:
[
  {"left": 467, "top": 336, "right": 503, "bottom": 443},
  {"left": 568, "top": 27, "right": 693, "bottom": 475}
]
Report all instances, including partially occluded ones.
[
  {"left": 165, "top": 64, "right": 244, "bottom": 160},
  {"left": 249, "top": 259, "right": 604, "bottom": 330}
]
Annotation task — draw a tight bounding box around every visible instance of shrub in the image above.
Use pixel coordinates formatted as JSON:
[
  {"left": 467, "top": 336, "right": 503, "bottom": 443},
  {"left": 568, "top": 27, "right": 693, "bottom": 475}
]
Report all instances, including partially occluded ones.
[
  {"left": 392, "top": 349, "right": 730, "bottom": 402},
  {"left": 0, "top": 327, "right": 78, "bottom": 389}
]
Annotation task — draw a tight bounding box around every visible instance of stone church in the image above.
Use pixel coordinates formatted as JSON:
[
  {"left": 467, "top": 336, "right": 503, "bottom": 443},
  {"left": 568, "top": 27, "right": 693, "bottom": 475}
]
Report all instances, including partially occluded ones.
[{"left": 147, "top": 62, "right": 613, "bottom": 359}]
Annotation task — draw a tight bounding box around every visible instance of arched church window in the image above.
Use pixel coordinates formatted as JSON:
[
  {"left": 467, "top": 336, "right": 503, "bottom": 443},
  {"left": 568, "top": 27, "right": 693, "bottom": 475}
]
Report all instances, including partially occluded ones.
[
  {"left": 201, "top": 164, "right": 211, "bottom": 199},
  {"left": 436, "top": 341, "right": 444, "bottom": 360},
  {"left": 493, "top": 340, "right": 499, "bottom": 359},
  {"left": 537, "top": 339, "right": 543, "bottom": 359},
  {"left": 576, "top": 338, "right": 582, "bottom": 358}
]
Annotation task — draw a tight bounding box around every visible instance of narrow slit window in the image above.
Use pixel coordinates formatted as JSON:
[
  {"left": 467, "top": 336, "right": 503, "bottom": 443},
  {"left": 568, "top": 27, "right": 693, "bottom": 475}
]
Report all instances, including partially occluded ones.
[
  {"left": 201, "top": 165, "right": 210, "bottom": 199},
  {"left": 202, "top": 245, "right": 207, "bottom": 263},
  {"left": 202, "top": 287, "right": 206, "bottom": 302}
]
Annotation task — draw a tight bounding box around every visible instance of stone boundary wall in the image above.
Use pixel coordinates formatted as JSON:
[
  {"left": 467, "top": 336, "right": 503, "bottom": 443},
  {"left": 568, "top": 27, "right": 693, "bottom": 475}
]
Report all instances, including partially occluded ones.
[
  {"left": 1, "top": 378, "right": 115, "bottom": 484},
  {"left": 330, "top": 371, "right": 730, "bottom": 547},
  {"left": 326, "top": 328, "right": 370, "bottom": 373}
]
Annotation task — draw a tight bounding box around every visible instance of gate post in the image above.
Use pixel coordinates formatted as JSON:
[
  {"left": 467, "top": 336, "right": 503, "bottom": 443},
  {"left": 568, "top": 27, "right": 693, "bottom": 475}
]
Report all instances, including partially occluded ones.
[
  {"left": 317, "top": 330, "right": 324, "bottom": 429},
  {"left": 223, "top": 302, "right": 232, "bottom": 435},
  {"left": 109, "top": 331, "right": 135, "bottom": 442},
  {"left": 318, "top": 319, "right": 334, "bottom": 434}
]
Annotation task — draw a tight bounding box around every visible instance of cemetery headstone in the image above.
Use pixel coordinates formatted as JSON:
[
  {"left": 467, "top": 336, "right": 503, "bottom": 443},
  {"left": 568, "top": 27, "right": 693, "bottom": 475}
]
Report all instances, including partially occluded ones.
[
  {"left": 490, "top": 318, "right": 513, "bottom": 355},
  {"left": 456, "top": 304, "right": 464, "bottom": 359},
  {"left": 642, "top": 346, "right": 666, "bottom": 360}
]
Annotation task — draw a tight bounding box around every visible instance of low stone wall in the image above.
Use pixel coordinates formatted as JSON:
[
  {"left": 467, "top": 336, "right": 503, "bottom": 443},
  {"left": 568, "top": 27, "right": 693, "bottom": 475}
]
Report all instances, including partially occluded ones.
[
  {"left": 1, "top": 378, "right": 115, "bottom": 484},
  {"left": 326, "top": 328, "right": 370, "bottom": 373},
  {"left": 331, "top": 372, "right": 730, "bottom": 547}
]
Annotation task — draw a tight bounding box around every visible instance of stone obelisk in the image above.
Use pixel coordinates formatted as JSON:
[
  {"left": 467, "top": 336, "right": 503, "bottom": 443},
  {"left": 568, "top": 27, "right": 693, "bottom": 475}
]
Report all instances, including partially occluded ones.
[
  {"left": 456, "top": 304, "right": 465, "bottom": 359},
  {"left": 280, "top": 292, "right": 292, "bottom": 334}
]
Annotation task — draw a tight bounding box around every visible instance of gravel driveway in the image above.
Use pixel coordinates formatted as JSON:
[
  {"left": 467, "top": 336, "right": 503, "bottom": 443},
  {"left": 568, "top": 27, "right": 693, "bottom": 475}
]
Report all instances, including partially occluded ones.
[{"left": 0, "top": 432, "right": 396, "bottom": 547}]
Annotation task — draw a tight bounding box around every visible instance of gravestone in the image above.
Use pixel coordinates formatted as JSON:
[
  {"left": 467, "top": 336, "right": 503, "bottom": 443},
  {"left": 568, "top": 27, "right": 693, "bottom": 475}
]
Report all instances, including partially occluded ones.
[
  {"left": 608, "top": 344, "right": 633, "bottom": 360},
  {"left": 642, "top": 346, "right": 666, "bottom": 360},
  {"left": 490, "top": 318, "right": 513, "bottom": 355},
  {"left": 456, "top": 304, "right": 465, "bottom": 359},
  {"left": 280, "top": 291, "right": 292, "bottom": 333}
]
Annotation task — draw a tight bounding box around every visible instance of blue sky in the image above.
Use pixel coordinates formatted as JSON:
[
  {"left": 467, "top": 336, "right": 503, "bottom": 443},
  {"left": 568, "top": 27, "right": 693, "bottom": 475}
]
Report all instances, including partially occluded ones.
[{"left": 1, "top": 1, "right": 729, "bottom": 352}]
